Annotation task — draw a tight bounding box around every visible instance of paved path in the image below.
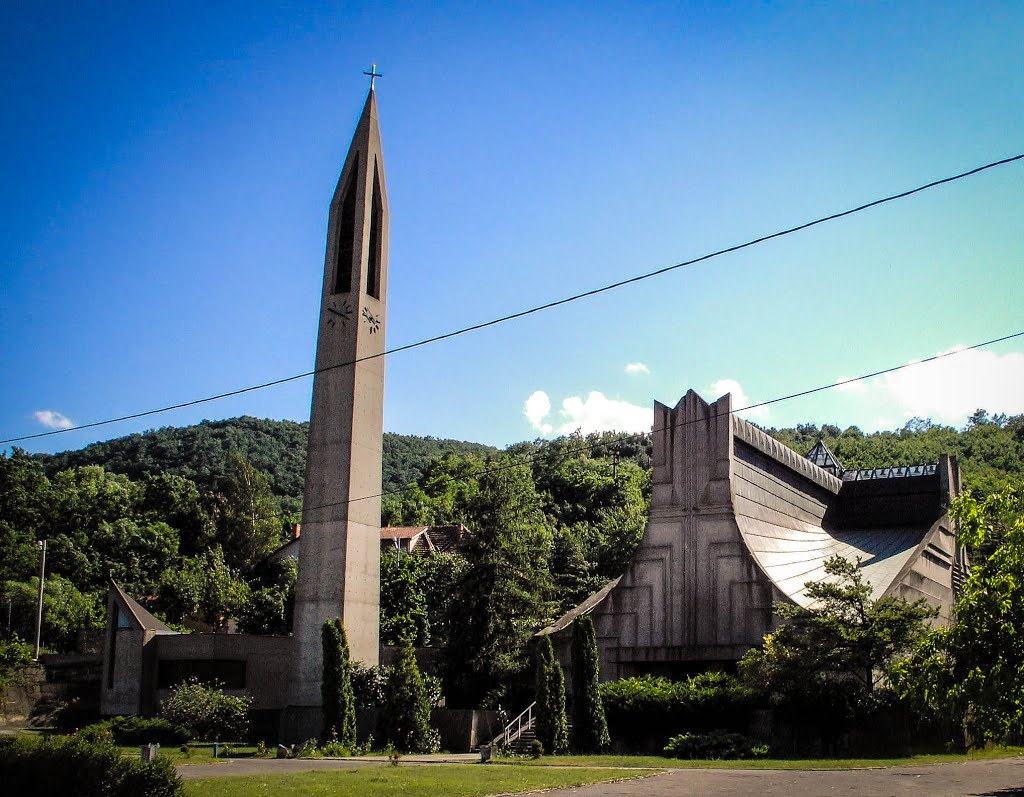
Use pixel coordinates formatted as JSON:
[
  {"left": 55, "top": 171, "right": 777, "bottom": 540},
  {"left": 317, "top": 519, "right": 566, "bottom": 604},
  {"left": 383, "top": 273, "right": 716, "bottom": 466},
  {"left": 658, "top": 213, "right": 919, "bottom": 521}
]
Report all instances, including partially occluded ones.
[
  {"left": 178, "top": 755, "right": 1024, "bottom": 795},
  {"left": 546, "top": 758, "right": 1024, "bottom": 797}
]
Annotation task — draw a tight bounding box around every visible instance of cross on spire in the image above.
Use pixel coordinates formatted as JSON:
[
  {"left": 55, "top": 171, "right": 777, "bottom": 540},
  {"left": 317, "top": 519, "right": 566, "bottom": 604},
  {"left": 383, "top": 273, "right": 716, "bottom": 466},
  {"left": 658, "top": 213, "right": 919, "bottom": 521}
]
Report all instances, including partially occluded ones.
[{"left": 363, "top": 63, "right": 382, "bottom": 90}]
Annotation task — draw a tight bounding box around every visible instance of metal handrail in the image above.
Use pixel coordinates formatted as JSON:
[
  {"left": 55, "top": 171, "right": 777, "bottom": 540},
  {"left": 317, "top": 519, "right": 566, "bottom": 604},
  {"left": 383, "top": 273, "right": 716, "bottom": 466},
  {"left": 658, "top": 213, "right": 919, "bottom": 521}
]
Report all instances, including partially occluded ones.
[{"left": 490, "top": 701, "right": 536, "bottom": 748}]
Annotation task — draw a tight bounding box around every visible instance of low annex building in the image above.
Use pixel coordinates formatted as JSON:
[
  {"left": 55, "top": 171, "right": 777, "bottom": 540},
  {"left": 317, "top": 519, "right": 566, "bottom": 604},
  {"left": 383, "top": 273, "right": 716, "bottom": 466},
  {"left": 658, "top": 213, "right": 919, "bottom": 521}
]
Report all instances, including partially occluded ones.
[{"left": 541, "top": 389, "right": 969, "bottom": 680}]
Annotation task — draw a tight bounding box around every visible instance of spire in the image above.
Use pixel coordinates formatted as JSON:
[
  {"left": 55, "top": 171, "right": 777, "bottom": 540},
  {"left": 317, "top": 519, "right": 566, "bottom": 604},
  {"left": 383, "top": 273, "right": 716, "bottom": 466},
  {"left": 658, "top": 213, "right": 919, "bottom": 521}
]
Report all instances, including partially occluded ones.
[{"left": 806, "top": 438, "right": 844, "bottom": 477}]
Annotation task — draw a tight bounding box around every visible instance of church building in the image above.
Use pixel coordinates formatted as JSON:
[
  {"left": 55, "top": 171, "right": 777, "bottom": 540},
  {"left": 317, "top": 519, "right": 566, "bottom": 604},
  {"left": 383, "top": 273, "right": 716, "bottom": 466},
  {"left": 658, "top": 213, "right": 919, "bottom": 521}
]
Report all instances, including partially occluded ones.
[{"left": 541, "top": 390, "right": 969, "bottom": 680}]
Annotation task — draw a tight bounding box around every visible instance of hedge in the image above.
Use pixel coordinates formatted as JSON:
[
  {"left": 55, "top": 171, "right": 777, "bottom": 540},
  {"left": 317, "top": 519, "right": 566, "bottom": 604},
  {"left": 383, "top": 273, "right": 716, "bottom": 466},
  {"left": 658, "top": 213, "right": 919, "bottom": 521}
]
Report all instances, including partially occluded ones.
[
  {"left": 600, "top": 672, "right": 755, "bottom": 751},
  {"left": 0, "top": 734, "right": 182, "bottom": 797},
  {"left": 78, "top": 716, "right": 191, "bottom": 746}
]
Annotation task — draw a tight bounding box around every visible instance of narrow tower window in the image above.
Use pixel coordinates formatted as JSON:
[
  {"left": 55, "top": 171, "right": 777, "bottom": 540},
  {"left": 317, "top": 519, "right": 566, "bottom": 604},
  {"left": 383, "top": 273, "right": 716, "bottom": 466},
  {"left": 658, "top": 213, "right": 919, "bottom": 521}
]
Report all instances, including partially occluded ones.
[
  {"left": 333, "top": 152, "right": 359, "bottom": 295},
  {"left": 366, "top": 159, "right": 383, "bottom": 300}
]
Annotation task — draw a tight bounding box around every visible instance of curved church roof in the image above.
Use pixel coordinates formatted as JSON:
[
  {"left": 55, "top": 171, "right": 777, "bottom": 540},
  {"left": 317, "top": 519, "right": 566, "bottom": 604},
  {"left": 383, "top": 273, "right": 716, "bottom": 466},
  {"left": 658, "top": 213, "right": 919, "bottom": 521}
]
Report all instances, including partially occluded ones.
[{"left": 731, "top": 417, "right": 948, "bottom": 607}]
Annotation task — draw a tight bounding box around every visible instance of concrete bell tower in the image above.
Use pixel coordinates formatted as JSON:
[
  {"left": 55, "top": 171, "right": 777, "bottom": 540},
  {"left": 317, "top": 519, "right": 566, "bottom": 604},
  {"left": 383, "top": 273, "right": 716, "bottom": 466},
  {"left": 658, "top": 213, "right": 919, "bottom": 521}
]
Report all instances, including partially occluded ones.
[{"left": 283, "top": 86, "right": 388, "bottom": 736}]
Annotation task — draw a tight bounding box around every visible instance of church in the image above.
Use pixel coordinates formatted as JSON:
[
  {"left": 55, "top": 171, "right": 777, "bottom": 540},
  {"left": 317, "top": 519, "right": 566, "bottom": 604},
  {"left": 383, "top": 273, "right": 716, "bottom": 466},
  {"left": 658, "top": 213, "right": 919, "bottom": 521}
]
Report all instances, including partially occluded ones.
[
  {"left": 540, "top": 390, "right": 968, "bottom": 680},
  {"left": 97, "top": 83, "right": 968, "bottom": 743}
]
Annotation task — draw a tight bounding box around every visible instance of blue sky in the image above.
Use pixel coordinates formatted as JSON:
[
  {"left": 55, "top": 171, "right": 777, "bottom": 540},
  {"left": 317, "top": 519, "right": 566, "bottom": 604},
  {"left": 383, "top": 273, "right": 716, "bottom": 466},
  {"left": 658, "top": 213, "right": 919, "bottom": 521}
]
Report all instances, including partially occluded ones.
[{"left": 2, "top": 1, "right": 1022, "bottom": 455}]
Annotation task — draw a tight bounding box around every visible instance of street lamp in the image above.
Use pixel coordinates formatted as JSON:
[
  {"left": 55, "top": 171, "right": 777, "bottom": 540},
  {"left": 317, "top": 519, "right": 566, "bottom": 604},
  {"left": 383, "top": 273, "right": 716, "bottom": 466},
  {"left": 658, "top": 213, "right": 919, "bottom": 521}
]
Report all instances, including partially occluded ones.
[{"left": 33, "top": 539, "right": 46, "bottom": 660}]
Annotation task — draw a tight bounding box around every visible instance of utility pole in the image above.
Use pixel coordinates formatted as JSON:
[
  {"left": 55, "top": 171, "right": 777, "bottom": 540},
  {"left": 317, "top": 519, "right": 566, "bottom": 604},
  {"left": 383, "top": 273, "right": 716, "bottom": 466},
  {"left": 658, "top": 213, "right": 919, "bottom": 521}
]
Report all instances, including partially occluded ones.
[{"left": 33, "top": 539, "right": 46, "bottom": 660}]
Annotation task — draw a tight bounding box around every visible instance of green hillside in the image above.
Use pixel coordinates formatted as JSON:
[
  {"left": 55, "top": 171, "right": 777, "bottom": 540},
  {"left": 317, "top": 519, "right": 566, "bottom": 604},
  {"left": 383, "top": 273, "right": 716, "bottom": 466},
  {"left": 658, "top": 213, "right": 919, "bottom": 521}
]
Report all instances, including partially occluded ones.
[{"left": 34, "top": 417, "right": 498, "bottom": 501}]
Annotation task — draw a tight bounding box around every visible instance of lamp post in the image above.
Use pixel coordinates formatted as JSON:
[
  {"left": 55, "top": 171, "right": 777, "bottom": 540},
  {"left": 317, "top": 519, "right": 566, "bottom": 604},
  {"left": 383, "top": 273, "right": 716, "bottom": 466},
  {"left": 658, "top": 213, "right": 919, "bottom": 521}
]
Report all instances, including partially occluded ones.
[{"left": 33, "top": 539, "right": 46, "bottom": 660}]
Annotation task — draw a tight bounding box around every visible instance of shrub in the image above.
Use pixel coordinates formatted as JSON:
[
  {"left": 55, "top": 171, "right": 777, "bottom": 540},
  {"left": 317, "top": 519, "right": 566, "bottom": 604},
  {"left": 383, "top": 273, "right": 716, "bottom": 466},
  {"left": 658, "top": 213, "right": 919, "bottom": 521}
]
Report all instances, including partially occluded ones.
[
  {"left": 600, "top": 672, "right": 755, "bottom": 751},
  {"left": 159, "top": 679, "right": 251, "bottom": 741},
  {"left": 663, "top": 729, "right": 768, "bottom": 760},
  {"left": 100, "top": 715, "right": 191, "bottom": 745},
  {"left": 0, "top": 734, "right": 183, "bottom": 797}
]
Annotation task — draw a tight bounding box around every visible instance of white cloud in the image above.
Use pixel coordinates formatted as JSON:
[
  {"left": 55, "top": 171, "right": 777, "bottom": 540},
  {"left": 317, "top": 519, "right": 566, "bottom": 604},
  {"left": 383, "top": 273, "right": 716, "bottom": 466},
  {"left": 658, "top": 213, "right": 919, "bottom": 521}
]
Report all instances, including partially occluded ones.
[
  {"left": 34, "top": 410, "right": 74, "bottom": 430},
  {"left": 524, "top": 390, "right": 652, "bottom": 436},
  {"left": 708, "top": 378, "right": 768, "bottom": 419},
  {"left": 625, "top": 362, "right": 650, "bottom": 375},
  {"left": 834, "top": 375, "right": 868, "bottom": 394},
  {"left": 524, "top": 391, "right": 553, "bottom": 435},
  {"left": 854, "top": 346, "right": 1024, "bottom": 426}
]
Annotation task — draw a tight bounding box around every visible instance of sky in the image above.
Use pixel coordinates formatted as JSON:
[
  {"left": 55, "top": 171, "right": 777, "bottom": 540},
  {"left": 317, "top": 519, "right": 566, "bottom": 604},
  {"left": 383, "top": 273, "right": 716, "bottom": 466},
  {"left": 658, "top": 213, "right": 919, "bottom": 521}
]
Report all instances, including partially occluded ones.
[{"left": 2, "top": 1, "right": 1023, "bottom": 456}]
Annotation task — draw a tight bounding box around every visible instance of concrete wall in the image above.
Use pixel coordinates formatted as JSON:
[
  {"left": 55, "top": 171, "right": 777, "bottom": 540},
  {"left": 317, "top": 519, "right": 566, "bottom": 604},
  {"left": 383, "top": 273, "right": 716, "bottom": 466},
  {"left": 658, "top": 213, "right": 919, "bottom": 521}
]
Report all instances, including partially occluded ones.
[{"left": 152, "top": 634, "right": 292, "bottom": 712}]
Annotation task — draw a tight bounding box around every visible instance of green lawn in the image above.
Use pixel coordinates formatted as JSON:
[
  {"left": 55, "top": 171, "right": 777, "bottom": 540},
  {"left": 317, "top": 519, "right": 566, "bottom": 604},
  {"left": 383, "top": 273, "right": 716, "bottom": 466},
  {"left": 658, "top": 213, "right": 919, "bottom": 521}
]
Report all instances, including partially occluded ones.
[
  {"left": 117, "top": 742, "right": 264, "bottom": 764},
  {"left": 494, "top": 747, "right": 1024, "bottom": 770},
  {"left": 184, "top": 764, "right": 648, "bottom": 797}
]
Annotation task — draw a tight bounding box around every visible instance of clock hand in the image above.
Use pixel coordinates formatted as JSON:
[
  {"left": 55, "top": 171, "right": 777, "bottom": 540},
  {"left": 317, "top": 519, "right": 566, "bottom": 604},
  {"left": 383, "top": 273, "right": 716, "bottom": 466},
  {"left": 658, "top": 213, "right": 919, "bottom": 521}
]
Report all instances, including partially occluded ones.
[{"left": 327, "top": 307, "right": 346, "bottom": 317}]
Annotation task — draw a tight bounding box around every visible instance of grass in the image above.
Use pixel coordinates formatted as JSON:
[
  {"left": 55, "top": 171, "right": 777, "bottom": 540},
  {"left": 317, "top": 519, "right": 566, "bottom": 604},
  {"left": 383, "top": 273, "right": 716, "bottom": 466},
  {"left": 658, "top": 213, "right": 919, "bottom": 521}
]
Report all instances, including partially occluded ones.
[
  {"left": 117, "top": 742, "right": 264, "bottom": 764},
  {"left": 493, "top": 746, "right": 1024, "bottom": 770},
  {"left": 184, "top": 764, "right": 648, "bottom": 796}
]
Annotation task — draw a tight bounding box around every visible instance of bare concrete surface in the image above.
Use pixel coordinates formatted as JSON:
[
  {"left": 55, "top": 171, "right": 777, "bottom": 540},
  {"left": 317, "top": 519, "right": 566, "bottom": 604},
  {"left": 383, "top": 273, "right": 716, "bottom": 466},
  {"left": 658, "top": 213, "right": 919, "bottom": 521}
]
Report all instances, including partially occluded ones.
[{"left": 540, "top": 758, "right": 1024, "bottom": 797}]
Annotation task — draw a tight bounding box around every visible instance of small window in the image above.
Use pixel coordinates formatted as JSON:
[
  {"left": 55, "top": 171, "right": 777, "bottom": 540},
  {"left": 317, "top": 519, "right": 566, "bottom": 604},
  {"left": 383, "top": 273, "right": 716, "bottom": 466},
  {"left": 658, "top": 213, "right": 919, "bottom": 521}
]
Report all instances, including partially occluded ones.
[{"left": 366, "top": 158, "right": 383, "bottom": 299}]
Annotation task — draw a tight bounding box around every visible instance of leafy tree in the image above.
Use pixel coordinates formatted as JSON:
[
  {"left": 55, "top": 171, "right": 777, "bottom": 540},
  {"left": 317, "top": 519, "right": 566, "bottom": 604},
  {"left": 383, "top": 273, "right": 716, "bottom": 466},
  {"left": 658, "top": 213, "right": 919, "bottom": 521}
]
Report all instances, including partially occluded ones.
[
  {"left": 380, "top": 548, "right": 429, "bottom": 646},
  {"left": 383, "top": 640, "right": 438, "bottom": 753},
  {"left": 217, "top": 451, "right": 283, "bottom": 573},
  {"left": 321, "top": 619, "right": 357, "bottom": 746},
  {"left": 156, "top": 547, "right": 248, "bottom": 631},
  {"left": 894, "top": 483, "right": 1024, "bottom": 744},
  {"left": 740, "top": 556, "right": 936, "bottom": 698},
  {"left": 442, "top": 457, "right": 555, "bottom": 707},
  {"left": 235, "top": 558, "right": 297, "bottom": 635},
  {"left": 0, "top": 636, "right": 33, "bottom": 689},
  {"left": 570, "top": 615, "right": 609, "bottom": 753},
  {"left": 2, "top": 575, "right": 103, "bottom": 652},
  {"left": 534, "top": 635, "right": 568, "bottom": 754}
]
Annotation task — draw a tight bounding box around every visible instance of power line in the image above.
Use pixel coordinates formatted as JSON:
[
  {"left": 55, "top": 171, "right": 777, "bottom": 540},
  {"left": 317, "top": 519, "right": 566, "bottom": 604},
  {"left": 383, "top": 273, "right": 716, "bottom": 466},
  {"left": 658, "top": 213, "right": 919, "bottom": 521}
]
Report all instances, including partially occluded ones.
[
  {"left": 4, "top": 151, "right": 1022, "bottom": 446},
  {"left": 270, "top": 328, "right": 1024, "bottom": 521}
]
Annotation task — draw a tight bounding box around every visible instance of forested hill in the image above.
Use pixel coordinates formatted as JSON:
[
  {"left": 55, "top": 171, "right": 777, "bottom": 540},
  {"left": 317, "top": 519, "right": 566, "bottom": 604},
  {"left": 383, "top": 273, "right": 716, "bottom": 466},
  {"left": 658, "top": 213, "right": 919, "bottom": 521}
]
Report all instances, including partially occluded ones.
[{"left": 33, "top": 417, "right": 498, "bottom": 501}]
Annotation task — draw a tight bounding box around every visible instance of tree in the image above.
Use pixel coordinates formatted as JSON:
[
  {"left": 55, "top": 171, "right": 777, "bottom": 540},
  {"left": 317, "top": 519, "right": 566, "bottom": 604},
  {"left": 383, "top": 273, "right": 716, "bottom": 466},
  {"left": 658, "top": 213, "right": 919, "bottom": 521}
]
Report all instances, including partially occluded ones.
[
  {"left": 894, "top": 483, "right": 1024, "bottom": 744},
  {"left": 320, "top": 619, "right": 357, "bottom": 746},
  {"left": 441, "top": 457, "right": 555, "bottom": 707},
  {"left": 379, "top": 548, "right": 429, "bottom": 646},
  {"left": 2, "top": 575, "right": 103, "bottom": 652},
  {"left": 534, "top": 635, "right": 567, "bottom": 755},
  {"left": 156, "top": 547, "right": 248, "bottom": 631},
  {"left": 740, "top": 556, "right": 936, "bottom": 699},
  {"left": 570, "top": 615, "right": 609, "bottom": 753},
  {"left": 217, "top": 451, "right": 283, "bottom": 573},
  {"left": 383, "top": 640, "right": 438, "bottom": 753}
]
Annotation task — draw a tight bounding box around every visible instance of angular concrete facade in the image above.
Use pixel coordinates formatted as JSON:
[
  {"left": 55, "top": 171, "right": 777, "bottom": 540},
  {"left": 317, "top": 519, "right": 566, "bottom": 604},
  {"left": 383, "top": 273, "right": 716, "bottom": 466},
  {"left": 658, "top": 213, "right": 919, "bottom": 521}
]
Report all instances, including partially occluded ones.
[
  {"left": 283, "top": 87, "right": 389, "bottom": 734},
  {"left": 543, "top": 389, "right": 968, "bottom": 680}
]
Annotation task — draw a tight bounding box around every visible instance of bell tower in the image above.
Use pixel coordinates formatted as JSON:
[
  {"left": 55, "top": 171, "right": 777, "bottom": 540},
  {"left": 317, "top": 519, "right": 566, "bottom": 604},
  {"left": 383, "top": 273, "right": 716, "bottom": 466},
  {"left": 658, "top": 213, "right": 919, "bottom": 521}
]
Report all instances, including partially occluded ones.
[{"left": 284, "top": 86, "right": 388, "bottom": 735}]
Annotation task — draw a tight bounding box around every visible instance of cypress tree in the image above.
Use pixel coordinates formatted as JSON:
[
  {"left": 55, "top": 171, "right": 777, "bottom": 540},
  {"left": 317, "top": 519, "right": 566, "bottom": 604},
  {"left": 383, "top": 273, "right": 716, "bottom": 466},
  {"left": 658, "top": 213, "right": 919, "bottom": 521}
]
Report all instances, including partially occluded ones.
[
  {"left": 534, "top": 638, "right": 554, "bottom": 753},
  {"left": 570, "top": 615, "right": 609, "bottom": 753},
  {"left": 535, "top": 635, "right": 568, "bottom": 755},
  {"left": 548, "top": 656, "right": 569, "bottom": 754},
  {"left": 384, "top": 638, "right": 437, "bottom": 753},
  {"left": 321, "top": 618, "right": 357, "bottom": 746}
]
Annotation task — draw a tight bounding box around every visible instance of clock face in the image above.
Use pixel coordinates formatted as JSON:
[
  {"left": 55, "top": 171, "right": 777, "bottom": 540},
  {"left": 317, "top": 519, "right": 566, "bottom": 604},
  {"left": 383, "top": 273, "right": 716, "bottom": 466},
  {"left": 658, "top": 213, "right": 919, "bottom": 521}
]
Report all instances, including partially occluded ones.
[
  {"left": 361, "top": 307, "right": 381, "bottom": 334},
  {"left": 325, "top": 298, "right": 353, "bottom": 328}
]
